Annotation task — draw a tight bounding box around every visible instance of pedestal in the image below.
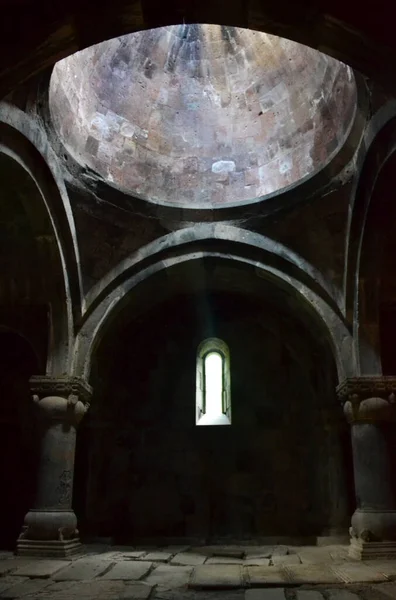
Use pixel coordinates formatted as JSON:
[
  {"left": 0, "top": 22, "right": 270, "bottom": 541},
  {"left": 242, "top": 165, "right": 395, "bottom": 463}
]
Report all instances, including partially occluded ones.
[
  {"left": 16, "top": 376, "right": 92, "bottom": 557},
  {"left": 338, "top": 376, "right": 396, "bottom": 559}
]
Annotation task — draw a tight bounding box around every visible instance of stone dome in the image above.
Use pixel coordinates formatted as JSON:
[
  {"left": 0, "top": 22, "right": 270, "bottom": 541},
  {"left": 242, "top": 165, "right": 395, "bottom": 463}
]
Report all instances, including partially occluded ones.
[{"left": 49, "top": 24, "right": 357, "bottom": 208}]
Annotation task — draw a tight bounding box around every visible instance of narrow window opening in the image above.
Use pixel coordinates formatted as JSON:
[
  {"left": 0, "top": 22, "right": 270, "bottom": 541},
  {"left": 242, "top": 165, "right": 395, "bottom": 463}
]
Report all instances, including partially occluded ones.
[{"left": 196, "top": 338, "right": 231, "bottom": 426}]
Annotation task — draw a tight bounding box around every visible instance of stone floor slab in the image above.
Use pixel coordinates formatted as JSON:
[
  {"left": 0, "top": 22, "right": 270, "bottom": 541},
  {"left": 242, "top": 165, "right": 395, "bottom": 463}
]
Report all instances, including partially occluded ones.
[
  {"left": 297, "top": 549, "right": 333, "bottom": 564},
  {"left": 143, "top": 552, "right": 172, "bottom": 563},
  {"left": 0, "top": 563, "right": 18, "bottom": 576},
  {"left": 272, "top": 547, "right": 289, "bottom": 557},
  {"left": 246, "top": 550, "right": 273, "bottom": 560},
  {"left": 0, "top": 577, "right": 52, "bottom": 598},
  {"left": 51, "top": 580, "right": 126, "bottom": 599},
  {"left": 121, "top": 552, "right": 148, "bottom": 559},
  {"left": 171, "top": 553, "right": 206, "bottom": 566},
  {"left": 244, "top": 559, "right": 271, "bottom": 567},
  {"left": 375, "top": 582, "right": 396, "bottom": 598},
  {"left": 369, "top": 560, "right": 396, "bottom": 579},
  {"left": 0, "top": 579, "right": 27, "bottom": 595},
  {"left": 296, "top": 592, "right": 324, "bottom": 600},
  {"left": 52, "top": 558, "right": 109, "bottom": 580},
  {"left": 189, "top": 565, "right": 243, "bottom": 589},
  {"left": 327, "top": 591, "right": 361, "bottom": 600},
  {"left": 12, "top": 560, "right": 69, "bottom": 579},
  {"left": 118, "top": 582, "right": 153, "bottom": 599},
  {"left": 102, "top": 560, "right": 152, "bottom": 580},
  {"left": 246, "top": 566, "right": 291, "bottom": 586},
  {"left": 205, "top": 557, "right": 244, "bottom": 565},
  {"left": 211, "top": 548, "right": 245, "bottom": 559},
  {"left": 145, "top": 565, "right": 192, "bottom": 589},
  {"left": 332, "top": 563, "right": 389, "bottom": 583},
  {"left": 271, "top": 555, "right": 301, "bottom": 566},
  {"left": 245, "top": 589, "right": 286, "bottom": 600},
  {"left": 284, "top": 564, "right": 341, "bottom": 584}
]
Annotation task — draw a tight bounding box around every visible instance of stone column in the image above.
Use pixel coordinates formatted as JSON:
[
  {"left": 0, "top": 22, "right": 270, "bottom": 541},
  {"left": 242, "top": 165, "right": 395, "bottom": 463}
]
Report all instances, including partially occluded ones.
[
  {"left": 16, "top": 376, "right": 92, "bottom": 558},
  {"left": 337, "top": 376, "right": 396, "bottom": 559}
]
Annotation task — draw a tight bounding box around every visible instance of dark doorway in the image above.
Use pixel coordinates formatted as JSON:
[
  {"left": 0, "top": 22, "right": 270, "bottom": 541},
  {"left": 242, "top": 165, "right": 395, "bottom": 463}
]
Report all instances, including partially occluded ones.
[{"left": 0, "top": 331, "right": 39, "bottom": 550}]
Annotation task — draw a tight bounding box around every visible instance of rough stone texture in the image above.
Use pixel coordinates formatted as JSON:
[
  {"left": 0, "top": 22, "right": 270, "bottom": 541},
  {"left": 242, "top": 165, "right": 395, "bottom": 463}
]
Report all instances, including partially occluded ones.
[
  {"left": 52, "top": 559, "right": 109, "bottom": 580},
  {"left": 143, "top": 551, "right": 172, "bottom": 562},
  {"left": 12, "top": 560, "right": 69, "bottom": 578},
  {"left": 284, "top": 564, "right": 341, "bottom": 584},
  {"left": 332, "top": 563, "right": 389, "bottom": 583},
  {"left": 206, "top": 557, "right": 244, "bottom": 565},
  {"left": 295, "top": 592, "right": 323, "bottom": 600},
  {"left": 0, "top": 577, "right": 52, "bottom": 598},
  {"left": 118, "top": 582, "right": 153, "bottom": 599},
  {"left": 244, "top": 559, "right": 270, "bottom": 566},
  {"left": 145, "top": 565, "right": 193, "bottom": 588},
  {"left": 34, "top": 580, "right": 127, "bottom": 600},
  {"left": 245, "top": 590, "right": 286, "bottom": 600},
  {"left": 0, "top": 579, "right": 27, "bottom": 594},
  {"left": 0, "top": 563, "right": 18, "bottom": 576},
  {"left": 102, "top": 561, "right": 152, "bottom": 580},
  {"left": 189, "top": 565, "right": 243, "bottom": 588},
  {"left": 375, "top": 583, "right": 396, "bottom": 598},
  {"left": 246, "top": 566, "right": 291, "bottom": 586},
  {"left": 170, "top": 554, "right": 207, "bottom": 566},
  {"left": 327, "top": 591, "right": 361, "bottom": 600},
  {"left": 271, "top": 555, "right": 301, "bottom": 566},
  {"left": 50, "top": 25, "right": 356, "bottom": 208}
]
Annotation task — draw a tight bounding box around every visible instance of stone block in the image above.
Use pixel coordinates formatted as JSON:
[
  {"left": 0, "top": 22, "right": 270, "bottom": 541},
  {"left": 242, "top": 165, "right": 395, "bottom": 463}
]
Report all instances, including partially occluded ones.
[
  {"left": 170, "top": 552, "right": 206, "bottom": 566},
  {"left": 13, "top": 560, "right": 69, "bottom": 578},
  {"left": 349, "top": 539, "right": 396, "bottom": 560},
  {"left": 246, "top": 566, "right": 291, "bottom": 586},
  {"left": 332, "top": 562, "right": 389, "bottom": 583},
  {"left": 189, "top": 564, "right": 244, "bottom": 589},
  {"left": 102, "top": 561, "right": 152, "bottom": 580},
  {"left": 143, "top": 551, "right": 172, "bottom": 562},
  {"left": 53, "top": 558, "right": 109, "bottom": 580},
  {"left": 284, "top": 564, "right": 341, "bottom": 584},
  {"left": 245, "top": 590, "right": 286, "bottom": 600},
  {"left": 145, "top": 565, "right": 192, "bottom": 588}
]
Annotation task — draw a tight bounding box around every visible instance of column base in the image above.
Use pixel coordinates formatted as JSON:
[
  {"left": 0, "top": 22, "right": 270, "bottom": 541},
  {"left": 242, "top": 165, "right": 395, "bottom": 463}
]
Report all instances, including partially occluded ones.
[
  {"left": 349, "top": 537, "right": 396, "bottom": 560},
  {"left": 16, "top": 538, "right": 83, "bottom": 558}
]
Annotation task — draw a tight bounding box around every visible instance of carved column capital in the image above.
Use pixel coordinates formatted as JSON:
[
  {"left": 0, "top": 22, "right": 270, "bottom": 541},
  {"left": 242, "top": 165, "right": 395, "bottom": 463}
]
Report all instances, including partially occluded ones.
[
  {"left": 337, "top": 376, "right": 396, "bottom": 424},
  {"left": 29, "top": 376, "right": 92, "bottom": 425}
]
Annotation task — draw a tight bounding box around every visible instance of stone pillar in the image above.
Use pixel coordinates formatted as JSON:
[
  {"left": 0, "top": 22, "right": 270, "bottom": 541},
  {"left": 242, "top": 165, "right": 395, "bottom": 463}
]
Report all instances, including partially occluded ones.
[
  {"left": 337, "top": 376, "right": 396, "bottom": 559},
  {"left": 16, "top": 376, "right": 92, "bottom": 558}
]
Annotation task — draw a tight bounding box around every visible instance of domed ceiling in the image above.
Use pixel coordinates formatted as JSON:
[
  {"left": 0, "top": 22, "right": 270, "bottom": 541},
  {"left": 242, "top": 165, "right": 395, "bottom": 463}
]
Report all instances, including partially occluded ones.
[{"left": 50, "top": 25, "right": 357, "bottom": 208}]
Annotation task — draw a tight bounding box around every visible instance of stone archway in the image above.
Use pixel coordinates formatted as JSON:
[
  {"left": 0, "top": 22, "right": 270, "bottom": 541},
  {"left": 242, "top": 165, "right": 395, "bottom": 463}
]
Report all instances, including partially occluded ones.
[{"left": 74, "top": 257, "right": 353, "bottom": 544}]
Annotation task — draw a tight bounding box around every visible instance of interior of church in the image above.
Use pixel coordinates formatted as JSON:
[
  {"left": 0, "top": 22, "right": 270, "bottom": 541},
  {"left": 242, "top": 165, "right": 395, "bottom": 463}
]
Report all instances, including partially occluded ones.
[{"left": 2, "top": 4, "right": 396, "bottom": 595}]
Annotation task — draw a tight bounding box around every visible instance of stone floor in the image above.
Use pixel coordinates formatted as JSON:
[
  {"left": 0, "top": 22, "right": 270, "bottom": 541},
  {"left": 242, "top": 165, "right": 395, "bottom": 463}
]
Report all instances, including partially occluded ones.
[{"left": 1, "top": 544, "right": 396, "bottom": 599}]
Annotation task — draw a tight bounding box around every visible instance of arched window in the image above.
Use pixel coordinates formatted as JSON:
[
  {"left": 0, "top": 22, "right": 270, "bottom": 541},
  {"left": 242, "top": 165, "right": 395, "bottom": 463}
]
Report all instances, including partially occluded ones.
[{"left": 196, "top": 338, "right": 231, "bottom": 426}]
